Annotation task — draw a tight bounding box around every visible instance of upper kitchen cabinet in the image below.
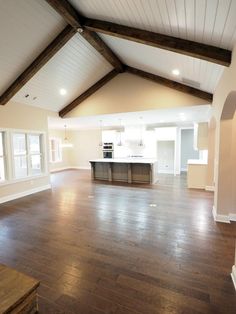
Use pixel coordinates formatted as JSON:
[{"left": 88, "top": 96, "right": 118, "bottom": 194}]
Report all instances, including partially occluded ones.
[{"left": 194, "top": 123, "right": 209, "bottom": 150}]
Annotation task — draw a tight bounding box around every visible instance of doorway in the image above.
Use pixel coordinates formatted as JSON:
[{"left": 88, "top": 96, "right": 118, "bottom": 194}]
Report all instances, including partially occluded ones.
[{"left": 157, "top": 140, "right": 175, "bottom": 174}]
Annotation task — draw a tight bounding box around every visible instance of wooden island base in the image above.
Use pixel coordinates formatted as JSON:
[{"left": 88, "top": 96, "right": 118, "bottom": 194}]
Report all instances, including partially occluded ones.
[
  {"left": 90, "top": 158, "right": 158, "bottom": 184},
  {"left": 0, "top": 264, "right": 40, "bottom": 314}
]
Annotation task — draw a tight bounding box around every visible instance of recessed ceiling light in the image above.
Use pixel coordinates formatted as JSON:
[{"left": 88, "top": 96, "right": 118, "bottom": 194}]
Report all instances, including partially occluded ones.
[
  {"left": 60, "top": 88, "right": 67, "bottom": 96},
  {"left": 172, "top": 69, "right": 180, "bottom": 76}
]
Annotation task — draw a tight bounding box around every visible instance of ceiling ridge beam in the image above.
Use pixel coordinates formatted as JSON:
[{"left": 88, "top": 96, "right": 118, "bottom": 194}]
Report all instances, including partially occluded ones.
[
  {"left": 0, "top": 25, "right": 76, "bottom": 106},
  {"left": 59, "top": 69, "right": 118, "bottom": 117},
  {"left": 125, "top": 66, "right": 213, "bottom": 102},
  {"left": 84, "top": 19, "right": 231, "bottom": 67},
  {"left": 45, "top": 0, "right": 124, "bottom": 72}
]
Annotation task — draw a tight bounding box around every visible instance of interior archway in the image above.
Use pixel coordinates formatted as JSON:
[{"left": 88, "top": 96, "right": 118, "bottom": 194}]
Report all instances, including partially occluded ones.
[{"left": 215, "top": 91, "right": 236, "bottom": 220}]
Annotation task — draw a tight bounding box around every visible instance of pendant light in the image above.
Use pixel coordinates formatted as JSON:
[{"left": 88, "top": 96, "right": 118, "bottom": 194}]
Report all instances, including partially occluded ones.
[
  {"left": 138, "top": 116, "right": 144, "bottom": 146},
  {"left": 99, "top": 119, "right": 103, "bottom": 147},
  {"left": 117, "top": 119, "right": 123, "bottom": 146},
  {"left": 60, "top": 124, "right": 73, "bottom": 148}
]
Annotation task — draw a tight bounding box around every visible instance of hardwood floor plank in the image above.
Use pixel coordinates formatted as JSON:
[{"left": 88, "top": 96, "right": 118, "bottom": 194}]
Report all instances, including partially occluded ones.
[{"left": 0, "top": 170, "right": 235, "bottom": 313}]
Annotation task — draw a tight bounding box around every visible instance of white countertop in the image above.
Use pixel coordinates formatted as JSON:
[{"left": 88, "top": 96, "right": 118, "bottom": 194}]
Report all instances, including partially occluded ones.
[
  {"left": 89, "top": 158, "right": 158, "bottom": 164},
  {"left": 188, "top": 159, "right": 208, "bottom": 165}
]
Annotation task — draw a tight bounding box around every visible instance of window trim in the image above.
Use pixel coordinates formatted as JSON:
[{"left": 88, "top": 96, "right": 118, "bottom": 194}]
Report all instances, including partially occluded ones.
[
  {"left": 0, "top": 131, "right": 7, "bottom": 182},
  {"left": 0, "top": 128, "right": 48, "bottom": 187}
]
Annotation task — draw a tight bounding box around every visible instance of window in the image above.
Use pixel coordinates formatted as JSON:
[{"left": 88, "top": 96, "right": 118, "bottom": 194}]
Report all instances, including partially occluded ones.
[
  {"left": 29, "top": 134, "right": 43, "bottom": 176},
  {"left": 49, "top": 138, "right": 62, "bottom": 163},
  {"left": 13, "top": 133, "right": 44, "bottom": 179},
  {"left": 13, "top": 133, "right": 27, "bottom": 178},
  {"left": 0, "top": 132, "right": 6, "bottom": 182}
]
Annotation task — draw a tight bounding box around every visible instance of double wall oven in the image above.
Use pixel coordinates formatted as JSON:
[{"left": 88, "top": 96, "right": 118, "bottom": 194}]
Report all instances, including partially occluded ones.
[{"left": 103, "top": 142, "right": 114, "bottom": 158}]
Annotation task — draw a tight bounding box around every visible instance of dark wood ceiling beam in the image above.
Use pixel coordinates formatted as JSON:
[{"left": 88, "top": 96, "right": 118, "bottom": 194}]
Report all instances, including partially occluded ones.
[
  {"left": 81, "top": 30, "right": 123, "bottom": 71},
  {"left": 45, "top": 0, "right": 84, "bottom": 28},
  {"left": 45, "top": 0, "right": 124, "bottom": 72},
  {"left": 84, "top": 19, "right": 231, "bottom": 67},
  {"left": 59, "top": 69, "right": 118, "bottom": 117},
  {"left": 0, "top": 25, "right": 76, "bottom": 106},
  {"left": 125, "top": 66, "right": 213, "bottom": 102}
]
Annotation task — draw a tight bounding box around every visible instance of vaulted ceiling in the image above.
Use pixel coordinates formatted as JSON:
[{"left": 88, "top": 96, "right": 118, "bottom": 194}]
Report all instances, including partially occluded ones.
[{"left": 0, "top": 0, "right": 235, "bottom": 116}]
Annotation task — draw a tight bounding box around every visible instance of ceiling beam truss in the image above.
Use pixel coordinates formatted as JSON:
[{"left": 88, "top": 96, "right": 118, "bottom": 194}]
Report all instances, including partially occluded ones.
[
  {"left": 45, "top": 0, "right": 124, "bottom": 72},
  {"left": 125, "top": 66, "right": 213, "bottom": 102},
  {"left": 84, "top": 18, "right": 231, "bottom": 66}
]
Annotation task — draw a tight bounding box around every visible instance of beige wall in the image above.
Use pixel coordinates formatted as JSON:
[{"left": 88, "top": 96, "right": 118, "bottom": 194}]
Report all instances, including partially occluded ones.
[
  {"left": 0, "top": 101, "right": 56, "bottom": 201},
  {"left": 68, "top": 129, "right": 102, "bottom": 168},
  {"left": 67, "top": 73, "right": 208, "bottom": 118},
  {"left": 212, "top": 44, "right": 236, "bottom": 217},
  {"left": 232, "top": 113, "right": 236, "bottom": 214},
  {"left": 48, "top": 129, "right": 71, "bottom": 172},
  {"left": 206, "top": 118, "right": 216, "bottom": 188}
]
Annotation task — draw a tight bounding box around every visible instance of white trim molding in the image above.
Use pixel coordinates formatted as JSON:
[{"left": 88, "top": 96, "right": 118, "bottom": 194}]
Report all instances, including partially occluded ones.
[
  {"left": 229, "top": 214, "right": 236, "bottom": 222},
  {"left": 0, "top": 184, "right": 51, "bottom": 204},
  {"left": 50, "top": 166, "right": 91, "bottom": 173},
  {"left": 205, "top": 186, "right": 215, "bottom": 192},
  {"left": 231, "top": 265, "right": 236, "bottom": 290},
  {"left": 50, "top": 167, "right": 72, "bottom": 173},
  {"left": 212, "top": 206, "right": 236, "bottom": 223}
]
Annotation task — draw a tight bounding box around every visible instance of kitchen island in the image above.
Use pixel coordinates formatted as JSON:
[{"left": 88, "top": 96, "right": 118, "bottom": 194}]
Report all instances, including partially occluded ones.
[{"left": 89, "top": 158, "right": 158, "bottom": 184}]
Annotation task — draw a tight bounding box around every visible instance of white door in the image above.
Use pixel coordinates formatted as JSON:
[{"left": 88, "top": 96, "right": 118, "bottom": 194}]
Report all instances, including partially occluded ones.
[{"left": 157, "top": 140, "right": 175, "bottom": 174}]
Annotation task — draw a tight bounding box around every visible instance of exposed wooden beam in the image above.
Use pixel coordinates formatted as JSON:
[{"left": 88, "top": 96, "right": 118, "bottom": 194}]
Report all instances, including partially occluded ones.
[
  {"left": 125, "top": 66, "right": 213, "bottom": 102},
  {"left": 45, "top": 0, "right": 124, "bottom": 72},
  {"left": 0, "top": 25, "right": 76, "bottom": 106},
  {"left": 81, "top": 30, "right": 123, "bottom": 72},
  {"left": 45, "top": 0, "right": 84, "bottom": 28},
  {"left": 59, "top": 69, "right": 118, "bottom": 117},
  {"left": 84, "top": 19, "right": 232, "bottom": 67}
]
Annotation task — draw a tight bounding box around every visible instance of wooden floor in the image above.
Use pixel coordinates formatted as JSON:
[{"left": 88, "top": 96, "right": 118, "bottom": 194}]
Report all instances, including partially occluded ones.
[{"left": 0, "top": 170, "right": 236, "bottom": 314}]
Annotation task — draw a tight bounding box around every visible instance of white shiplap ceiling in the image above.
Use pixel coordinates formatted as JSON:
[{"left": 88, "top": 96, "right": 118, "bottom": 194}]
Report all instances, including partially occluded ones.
[
  {"left": 13, "top": 33, "right": 113, "bottom": 111},
  {"left": 99, "top": 34, "right": 224, "bottom": 93},
  {"left": 1, "top": 0, "right": 235, "bottom": 112},
  {"left": 72, "top": 0, "right": 236, "bottom": 50},
  {"left": 0, "top": 0, "right": 66, "bottom": 95}
]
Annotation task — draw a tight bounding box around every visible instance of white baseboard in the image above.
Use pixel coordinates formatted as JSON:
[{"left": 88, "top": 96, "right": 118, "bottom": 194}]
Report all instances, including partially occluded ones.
[
  {"left": 231, "top": 265, "right": 236, "bottom": 290},
  {"left": 50, "top": 167, "right": 71, "bottom": 173},
  {"left": 72, "top": 166, "right": 90, "bottom": 170},
  {"left": 50, "top": 166, "right": 90, "bottom": 173},
  {"left": 158, "top": 170, "right": 174, "bottom": 174},
  {"left": 212, "top": 206, "right": 232, "bottom": 224},
  {"left": 205, "top": 185, "right": 215, "bottom": 192},
  {"left": 0, "top": 184, "right": 51, "bottom": 204},
  {"left": 229, "top": 214, "right": 236, "bottom": 222}
]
